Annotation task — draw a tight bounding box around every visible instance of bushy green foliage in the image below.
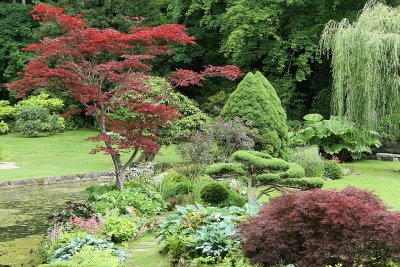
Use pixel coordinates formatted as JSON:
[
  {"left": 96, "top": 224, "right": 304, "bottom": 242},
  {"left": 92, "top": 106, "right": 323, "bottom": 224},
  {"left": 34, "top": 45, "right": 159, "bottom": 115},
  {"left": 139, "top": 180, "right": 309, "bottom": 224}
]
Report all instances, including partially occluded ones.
[
  {"left": 324, "top": 160, "right": 343, "bottom": 180},
  {"left": 207, "top": 150, "right": 324, "bottom": 200},
  {"left": 104, "top": 211, "right": 138, "bottom": 242},
  {"left": 221, "top": 72, "right": 290, "bottom": 159},
  {"left": 0, "top": 120, "right": 9, "bottom": 134},
  {"left": 15, "top": 106, "right": 65, "bottom": 137},
  {"left": 38, "top": 247, "right": 124, "bottom": 267},
  {"left": 290, "top": 114, "right": 381, "bottom": 161},
  {"left": 16, "top": 92, "right": 64, "bottom": 113},
  {"left": 146, "top": 77, "right": 212, "bottom": 145},
  {"left": 166, "top": 0, "right": 366, "bottom": 119},
  {"left": 158, "top": 171, "right": 193, "bottom": 201},
  {"left": 379, "top": 113, "right": 400, "bottom": 142},
  {"left": 0, "top": 100, "right": 15, "bottom": 121},
  {"left": 87, "top": 183, "right": 166, "bottom": 217},
  {"left": 291, "top": 146, "right": 324, "bottom": 177},
  {"left": 0, "top": 3, "right": 36, "bottom": 85},
  {"left": 159, "top": 203, "right": 255, "bottom": 264},
  {"left": 200, "top": 183, "right": 229, "bottom": 205}
]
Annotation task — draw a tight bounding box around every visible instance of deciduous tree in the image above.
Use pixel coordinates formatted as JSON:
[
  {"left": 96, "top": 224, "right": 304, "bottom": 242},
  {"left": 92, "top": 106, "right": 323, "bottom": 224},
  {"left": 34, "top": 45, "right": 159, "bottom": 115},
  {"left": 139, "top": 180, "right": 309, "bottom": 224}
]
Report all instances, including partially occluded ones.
[{"left": 6, "top": 5, "right": 243, "bottom": 190}]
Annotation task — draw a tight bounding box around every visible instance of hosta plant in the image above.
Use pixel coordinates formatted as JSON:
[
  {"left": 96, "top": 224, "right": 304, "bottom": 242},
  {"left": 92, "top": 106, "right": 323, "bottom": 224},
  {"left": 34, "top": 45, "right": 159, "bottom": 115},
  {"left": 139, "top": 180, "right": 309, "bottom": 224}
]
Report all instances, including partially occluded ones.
[{"left": 158, "top": 203, "right": 255, "bottom": 264}]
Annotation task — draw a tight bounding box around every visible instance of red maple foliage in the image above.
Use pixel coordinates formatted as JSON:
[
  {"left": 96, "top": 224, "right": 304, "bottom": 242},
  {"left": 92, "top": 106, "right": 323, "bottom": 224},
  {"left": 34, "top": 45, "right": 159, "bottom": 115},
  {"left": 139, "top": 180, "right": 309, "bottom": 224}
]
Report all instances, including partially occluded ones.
[
  {"left": 6, "top": 4, "right": 243, "bottom": 190},
  {"left": 241, "top": 187, "right": 400, "bottom": 266}
]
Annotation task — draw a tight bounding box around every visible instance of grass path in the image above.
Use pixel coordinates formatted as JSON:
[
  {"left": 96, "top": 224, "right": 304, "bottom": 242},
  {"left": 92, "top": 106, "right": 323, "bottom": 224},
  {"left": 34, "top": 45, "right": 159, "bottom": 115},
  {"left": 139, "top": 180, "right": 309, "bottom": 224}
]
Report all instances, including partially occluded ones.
[
  {"left": 0, "top": 130, "right": 180, "bottom": 182},
  {"left": 125, "top": 213, "right": 170, "bottom": 267},
  {"left": 125, "top": 232, "right": 169, "bottom": 267}
]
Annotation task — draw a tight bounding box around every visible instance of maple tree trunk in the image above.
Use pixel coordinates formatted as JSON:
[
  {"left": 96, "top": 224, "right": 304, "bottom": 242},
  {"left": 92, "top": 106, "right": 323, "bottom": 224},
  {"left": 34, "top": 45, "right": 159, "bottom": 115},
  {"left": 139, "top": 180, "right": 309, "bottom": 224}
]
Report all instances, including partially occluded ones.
[{"left": 115, "top": 165, "right": 126, "bottom": 191}]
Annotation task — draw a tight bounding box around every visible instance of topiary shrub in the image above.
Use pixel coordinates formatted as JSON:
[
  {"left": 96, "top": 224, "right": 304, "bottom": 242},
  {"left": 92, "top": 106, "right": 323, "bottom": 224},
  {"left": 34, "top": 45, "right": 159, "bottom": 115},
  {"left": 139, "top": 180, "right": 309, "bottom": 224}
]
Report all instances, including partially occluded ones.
[
  {"left": 207, "top": 150, "right": 324, "bottom": 201},
  {"left": 241, "top": 187, "right": 400, "bottom": 266},
  {"left": 221, "top": 72, "right": 290, "bottom": 159},
  {"left": 324, "top": 160, "right": 343, "bottom": 180},
  {"left": 200, "top": 183, "right": 229, "bottom": 205}
]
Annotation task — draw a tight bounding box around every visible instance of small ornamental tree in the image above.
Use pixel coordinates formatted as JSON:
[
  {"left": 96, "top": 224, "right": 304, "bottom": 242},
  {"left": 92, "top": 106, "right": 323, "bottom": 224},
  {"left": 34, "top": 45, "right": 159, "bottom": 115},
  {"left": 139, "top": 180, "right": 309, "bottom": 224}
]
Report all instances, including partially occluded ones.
[
  {"left": 241, "top": 187, "right": 400, "bottom": 266},
  {"left": 221, "top": 72, "right": 290, "bottom": 160},
  {"left": 206, "top": 150, "right": 324, "bottom": 202},
  {"left": 6, "top": 5, "right": 243, "bottom": 190}
]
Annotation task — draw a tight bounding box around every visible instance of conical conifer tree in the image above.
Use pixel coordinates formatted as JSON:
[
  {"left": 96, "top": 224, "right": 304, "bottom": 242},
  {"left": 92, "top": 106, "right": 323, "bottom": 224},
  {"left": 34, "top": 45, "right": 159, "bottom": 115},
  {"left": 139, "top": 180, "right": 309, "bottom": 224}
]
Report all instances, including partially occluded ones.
[{"left": 221, "top": 71, "right": 290, "bottom": 159}]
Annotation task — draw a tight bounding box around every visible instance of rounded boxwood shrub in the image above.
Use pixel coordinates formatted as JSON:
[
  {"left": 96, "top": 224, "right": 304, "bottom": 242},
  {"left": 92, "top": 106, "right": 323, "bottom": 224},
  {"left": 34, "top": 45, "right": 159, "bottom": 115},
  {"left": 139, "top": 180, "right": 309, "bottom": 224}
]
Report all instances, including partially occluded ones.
[
  {"left": 200, "top": 183, "right": 229, "bottom": 205},
  {"left": 241, "top": 187, "right": 400, "bottom": 266},
  {"left": 324, "top": 160, "right": 343, "bottom": 180},
  {"left": 15, "top": 106, "right": 65, "bottom": 137}
]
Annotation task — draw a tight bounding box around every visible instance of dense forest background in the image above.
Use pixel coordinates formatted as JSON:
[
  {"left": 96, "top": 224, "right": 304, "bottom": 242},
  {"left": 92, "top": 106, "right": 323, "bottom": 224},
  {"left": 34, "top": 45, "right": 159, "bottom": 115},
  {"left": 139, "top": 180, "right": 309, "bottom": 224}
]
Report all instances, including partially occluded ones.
[{"left": 1, "top": 0, "right": 399, "bottom": 121}]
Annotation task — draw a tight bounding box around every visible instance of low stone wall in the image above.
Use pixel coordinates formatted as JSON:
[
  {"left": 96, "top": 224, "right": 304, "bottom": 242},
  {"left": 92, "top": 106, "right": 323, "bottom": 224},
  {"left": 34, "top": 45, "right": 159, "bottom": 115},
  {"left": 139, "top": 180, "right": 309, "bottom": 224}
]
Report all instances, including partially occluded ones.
[{"left": 0, "top": 171, "right": 115, "bottom": 189}]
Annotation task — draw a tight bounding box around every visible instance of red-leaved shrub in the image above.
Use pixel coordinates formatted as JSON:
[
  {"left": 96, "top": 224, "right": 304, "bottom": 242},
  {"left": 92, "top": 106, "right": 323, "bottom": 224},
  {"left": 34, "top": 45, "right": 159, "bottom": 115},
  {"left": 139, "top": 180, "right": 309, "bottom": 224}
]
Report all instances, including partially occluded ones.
[{"left": 241, "top": 187, "right": 400, "bottom": 266}]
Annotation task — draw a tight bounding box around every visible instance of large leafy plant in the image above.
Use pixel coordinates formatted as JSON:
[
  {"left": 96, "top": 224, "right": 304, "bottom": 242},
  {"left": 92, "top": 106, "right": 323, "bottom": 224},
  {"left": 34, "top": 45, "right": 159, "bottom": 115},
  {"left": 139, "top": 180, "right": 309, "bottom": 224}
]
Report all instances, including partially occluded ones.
[
  {"left": 158, "top": 203, "right": 255, "bottom": 264},
  {"left": 289, "top": 114, "right": 381, "bottom": 161},
  {"left": 87, "top": 183, "right": 166, "bottom": 217}
]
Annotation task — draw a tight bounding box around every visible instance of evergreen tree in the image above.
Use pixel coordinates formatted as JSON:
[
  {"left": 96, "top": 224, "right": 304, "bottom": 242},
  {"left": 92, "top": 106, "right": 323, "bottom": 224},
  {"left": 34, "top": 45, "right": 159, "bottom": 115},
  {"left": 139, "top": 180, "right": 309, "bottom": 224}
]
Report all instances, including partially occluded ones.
[{"left": 221, "top": 72, "right": 290, "bottom": 159}]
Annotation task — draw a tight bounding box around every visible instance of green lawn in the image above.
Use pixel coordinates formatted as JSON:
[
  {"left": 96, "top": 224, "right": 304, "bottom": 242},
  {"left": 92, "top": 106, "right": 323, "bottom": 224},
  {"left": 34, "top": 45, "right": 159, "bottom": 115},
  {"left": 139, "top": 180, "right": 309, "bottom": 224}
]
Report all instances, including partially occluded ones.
[
  {"left": 0, "top": 130, "right": 181, "bottom": 182},
  {"left": 324, "top": 160, "right": 400, "bottom": 210}
]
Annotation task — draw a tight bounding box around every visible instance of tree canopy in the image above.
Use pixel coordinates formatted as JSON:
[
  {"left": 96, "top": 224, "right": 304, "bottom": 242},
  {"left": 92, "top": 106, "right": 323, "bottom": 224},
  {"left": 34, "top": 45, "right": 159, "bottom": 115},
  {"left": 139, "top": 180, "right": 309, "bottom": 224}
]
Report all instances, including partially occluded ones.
[{"left": 6, "top": 4, "right": 243, "bottom": 190}]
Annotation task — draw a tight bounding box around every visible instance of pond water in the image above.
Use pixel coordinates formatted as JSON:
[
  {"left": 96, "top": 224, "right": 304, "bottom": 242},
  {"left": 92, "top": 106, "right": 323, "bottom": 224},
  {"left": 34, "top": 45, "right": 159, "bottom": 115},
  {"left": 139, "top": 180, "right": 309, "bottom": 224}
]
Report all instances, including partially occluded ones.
[{"left": 0, "top": 180, "right": 109, "bottom": 267}]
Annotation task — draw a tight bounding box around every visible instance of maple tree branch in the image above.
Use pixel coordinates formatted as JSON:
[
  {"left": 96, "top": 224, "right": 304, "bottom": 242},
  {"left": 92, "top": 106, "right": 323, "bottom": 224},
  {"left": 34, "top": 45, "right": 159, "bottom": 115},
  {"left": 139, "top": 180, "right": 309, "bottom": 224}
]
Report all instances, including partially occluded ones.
[{"left": 123, "top": 147, "right": 140, "bottom": 170}]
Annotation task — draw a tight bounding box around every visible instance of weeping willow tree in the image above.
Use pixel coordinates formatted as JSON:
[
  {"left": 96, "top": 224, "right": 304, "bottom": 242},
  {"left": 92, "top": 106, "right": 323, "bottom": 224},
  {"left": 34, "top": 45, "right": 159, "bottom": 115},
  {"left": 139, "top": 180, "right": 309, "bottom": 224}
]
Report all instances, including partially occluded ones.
[{"left": 320, "top": 0, "right": 400, "bottom": 135}]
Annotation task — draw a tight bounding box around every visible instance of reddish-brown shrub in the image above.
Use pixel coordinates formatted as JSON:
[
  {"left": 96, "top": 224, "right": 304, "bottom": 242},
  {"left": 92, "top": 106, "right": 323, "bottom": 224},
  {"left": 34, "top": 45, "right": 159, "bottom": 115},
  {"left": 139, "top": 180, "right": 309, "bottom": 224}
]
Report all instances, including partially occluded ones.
[{"left": 241, "top": 187, "right": 400, "bottom": 266}]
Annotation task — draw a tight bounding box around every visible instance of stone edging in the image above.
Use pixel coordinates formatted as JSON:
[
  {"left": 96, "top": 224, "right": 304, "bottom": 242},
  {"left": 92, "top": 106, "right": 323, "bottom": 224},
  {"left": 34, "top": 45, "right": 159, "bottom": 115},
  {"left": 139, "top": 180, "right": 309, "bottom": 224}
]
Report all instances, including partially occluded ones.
[{"left": 0, "top": 171, "right": 115, "bottom": 189}]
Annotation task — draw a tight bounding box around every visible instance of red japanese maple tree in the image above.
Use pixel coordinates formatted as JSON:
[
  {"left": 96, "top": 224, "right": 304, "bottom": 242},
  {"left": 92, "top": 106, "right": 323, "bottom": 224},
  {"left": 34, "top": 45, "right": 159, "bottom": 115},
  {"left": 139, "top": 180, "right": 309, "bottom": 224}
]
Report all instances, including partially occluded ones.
[{"left": 6, "top": 5, "right": 243, "bottom": 190}]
